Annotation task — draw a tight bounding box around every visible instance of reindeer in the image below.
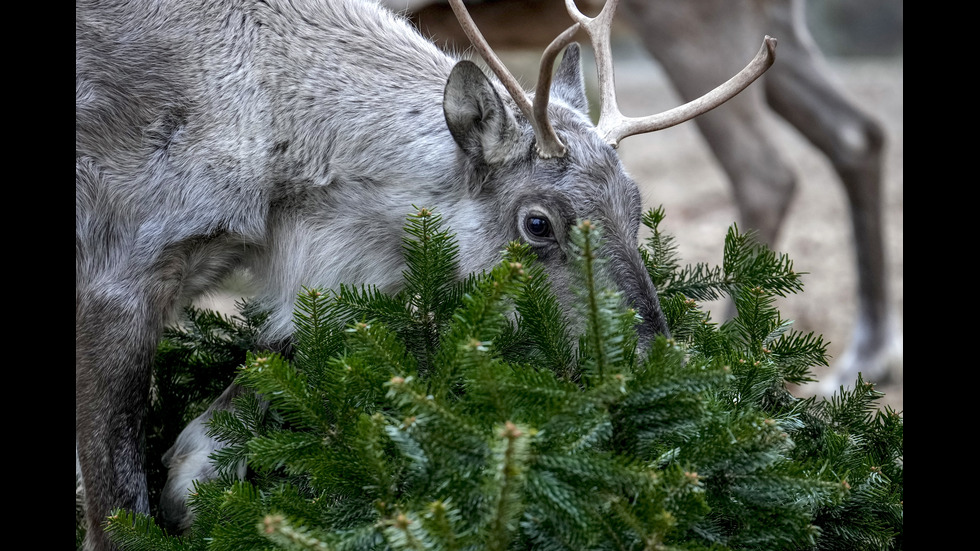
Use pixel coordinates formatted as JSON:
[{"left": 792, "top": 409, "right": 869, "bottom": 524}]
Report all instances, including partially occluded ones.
[
  {"left": 396, "top": 0, "right": 902, "bottom": 394},
  {"left": 76, "top": 0, "right": 773, "bottom": 548}
]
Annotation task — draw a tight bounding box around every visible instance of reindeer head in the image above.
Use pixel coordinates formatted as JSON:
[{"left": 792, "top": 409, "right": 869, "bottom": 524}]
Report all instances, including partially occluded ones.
[{"left": 439, "top": 0, "right": 776, "bottom": 344}]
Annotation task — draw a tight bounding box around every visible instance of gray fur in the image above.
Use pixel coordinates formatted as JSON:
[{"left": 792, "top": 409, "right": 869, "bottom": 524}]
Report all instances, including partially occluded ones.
[{"left": 76, "top": 1, "right": 667, "bottom": 548}]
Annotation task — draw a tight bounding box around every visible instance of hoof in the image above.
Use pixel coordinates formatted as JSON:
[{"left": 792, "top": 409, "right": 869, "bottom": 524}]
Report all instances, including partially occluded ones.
[{"left": 816, "top": 318, "right": 903, "bottom": 398}]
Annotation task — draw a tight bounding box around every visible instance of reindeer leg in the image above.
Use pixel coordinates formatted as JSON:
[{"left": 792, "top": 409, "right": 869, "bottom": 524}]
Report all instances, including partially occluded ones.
[
  {"left": 159, "top": 382, "right": 253, "bottom": 533},
  {"left": 623, "top": 0, "right": 796, "bottom": 248},
  {"left": 75, "top": 159, "right": 158, "bottom": 550},
  {"left": 76, "top": 289, "right": 158, "bottom": 551},
  {"left": 762, "top": 0, "right": 901, "bottom": 389}
]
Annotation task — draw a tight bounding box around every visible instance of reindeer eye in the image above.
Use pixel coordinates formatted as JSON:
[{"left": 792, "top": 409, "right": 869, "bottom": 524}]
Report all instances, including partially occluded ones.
[{"left": 525, "top": 215, "right": 552, "bottom": 238}]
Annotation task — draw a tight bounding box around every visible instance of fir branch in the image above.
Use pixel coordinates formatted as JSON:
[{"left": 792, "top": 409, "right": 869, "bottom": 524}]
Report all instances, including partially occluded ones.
[
  {"left": 574, "top": 220, "right": 612, "bottom": 381},
  {"left": 401, "top": 206, "right": 462, "bottom": 321},
  {"left": 380, "top": 510, "right": 429, "bottom": 550},
  {"left": 401, "top": 206, "right": 464, "bottom": 373},
  {"left": 550, "top": 404, "right": 614, "bottom": 454},
  {"left": 109, "top": 206, "right": 902, "bottom": 551},
  {"left": 349, "top": 412, "right": 402, "bottom": 506},
  {"left": 204, "top": 390, "right": 276, "bottom": 476},
  {"left": 344, "top": 320, "right": 418, "bottom": 385},
  {"left": 768, "top": 330, "right": 828, "bottom": 386},
  {"left": 259, "top": 514, "right": 332, "bottom": 550},
  {"left": 504, "top": 241, "right": 576, "bottom": 381},
  {"left": 658, "top": 261, "right": 730, "bottom": 303},
  {"left": 823, "top": 374, "right": 888, "bottom": 433},
  {"left": 206, "top": 481, "right": 271, "bottom": 551},
  {"left": 105, "top": 510, "right": 189, "bottom": 551},
  {"left": 569, "top": 220, "right": 635, "bottom": 386},
  {"left": 292, "top": 287, "right": 346, "bottom": 387},
  {"left": 384, "top": 420, "right": 430, "bottom": 484},
  {"left": 466, "top": 364, "right": 582, "bottom": 429},
  {"left": 327, "top": 283, "right": 411, "bottom": 332},
  {"left": 419, "top": 500, "right": 461, "bottom": 551},
  {"left": 721, "top": 225, "right": 805, "bottom": 299},
  {"left": 642, "top": 212, "right": 805, "bottom": 309},
  {"left": 658, "top": 294, "right": 711, "bottom": 343},
  {"left": 484, "top": 422, "right": 531, "bottom": 551},
  {"left": 246, "top": 431, "right": 328, "bottom": 474},
  {"left": 640, "top": 206, "right": 682, "bottom": 287},
  {"left": 426, "top": 258, "right": 525, "bottom": 399},
  {"left": 237, "top": 353, "right": 333, "bottom": 433},
  {"left": 384, "top": 375, "right": 487, "bottom": 459}
]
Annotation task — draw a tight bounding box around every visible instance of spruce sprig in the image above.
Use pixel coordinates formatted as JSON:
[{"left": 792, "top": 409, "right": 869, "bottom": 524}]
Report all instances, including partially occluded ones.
[
  {"left": 569, "top": 219, "right": 637, "bottom": 386},
  {"left": 98, "top": 206, "right": 902, "bottom": 551}
]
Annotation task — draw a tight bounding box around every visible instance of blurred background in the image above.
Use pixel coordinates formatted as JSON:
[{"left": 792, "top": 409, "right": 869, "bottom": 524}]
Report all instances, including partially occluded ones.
[{"left": 806, "top": 0, "right": 902, "bottom": 57}]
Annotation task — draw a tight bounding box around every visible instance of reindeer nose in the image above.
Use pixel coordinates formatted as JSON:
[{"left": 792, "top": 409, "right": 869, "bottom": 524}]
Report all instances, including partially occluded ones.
[
  {"left": 611, "top": 250, "right": 670, "bottom": 346},
  {"left": 598, "top": 231, "right": 670, "bottom": 347}
]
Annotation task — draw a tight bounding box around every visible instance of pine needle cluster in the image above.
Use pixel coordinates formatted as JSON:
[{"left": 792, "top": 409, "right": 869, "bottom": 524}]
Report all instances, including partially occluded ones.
[{"left": 93, "top": 206, "right": 902, "bottom": 550}]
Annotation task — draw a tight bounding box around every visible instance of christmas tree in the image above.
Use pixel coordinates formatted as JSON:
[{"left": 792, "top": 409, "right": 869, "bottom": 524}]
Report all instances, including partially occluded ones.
[{"left": 92, "top": 207, "right": 902, "bottom": 550}]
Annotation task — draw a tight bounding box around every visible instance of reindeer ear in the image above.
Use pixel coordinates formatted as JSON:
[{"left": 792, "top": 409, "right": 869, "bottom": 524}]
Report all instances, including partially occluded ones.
[
  {"left": 551, "top": 43, "right": 588, "bottom": 115},
  {"left": 444, "top": 60, "right": 520, "bottom": 167}
]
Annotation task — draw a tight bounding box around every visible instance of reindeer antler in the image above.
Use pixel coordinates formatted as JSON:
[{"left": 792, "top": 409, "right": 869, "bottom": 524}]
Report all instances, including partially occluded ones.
[
  {"left": 448, "top": 0, "right": 777, "bottom": 156},
  {"left": 565, "top": 0, "right": 777, "bottom": 147}
]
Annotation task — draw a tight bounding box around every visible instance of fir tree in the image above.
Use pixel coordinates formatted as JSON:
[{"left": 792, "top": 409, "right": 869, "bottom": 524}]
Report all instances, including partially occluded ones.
[{"left": 93, "top": 206, "right": 902, "bottom": 550}]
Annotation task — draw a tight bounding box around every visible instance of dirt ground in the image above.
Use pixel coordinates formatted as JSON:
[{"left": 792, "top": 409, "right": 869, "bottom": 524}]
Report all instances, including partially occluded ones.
[{"left": 587, "top": 47, "right": 904, "bottom": 412}]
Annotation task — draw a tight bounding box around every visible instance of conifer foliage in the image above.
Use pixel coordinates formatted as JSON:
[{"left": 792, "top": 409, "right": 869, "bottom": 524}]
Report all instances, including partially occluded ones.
[{"left": 95, "top": 207, "right": 902, "bottom": 550}]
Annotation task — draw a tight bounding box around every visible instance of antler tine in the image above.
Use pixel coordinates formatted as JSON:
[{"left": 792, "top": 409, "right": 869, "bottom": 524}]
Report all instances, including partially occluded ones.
[
  {"left": 531, "top": 23, "right": 582, "bottom": 158},
  {"left": 447, "top": 0, "right": 570, "bottom": 158},
  {"left": 603, "top": 36, "right": 778, "bottom": 147},
  {"left": 565, "top": 0, "right": 622, "bottom": 142}
]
